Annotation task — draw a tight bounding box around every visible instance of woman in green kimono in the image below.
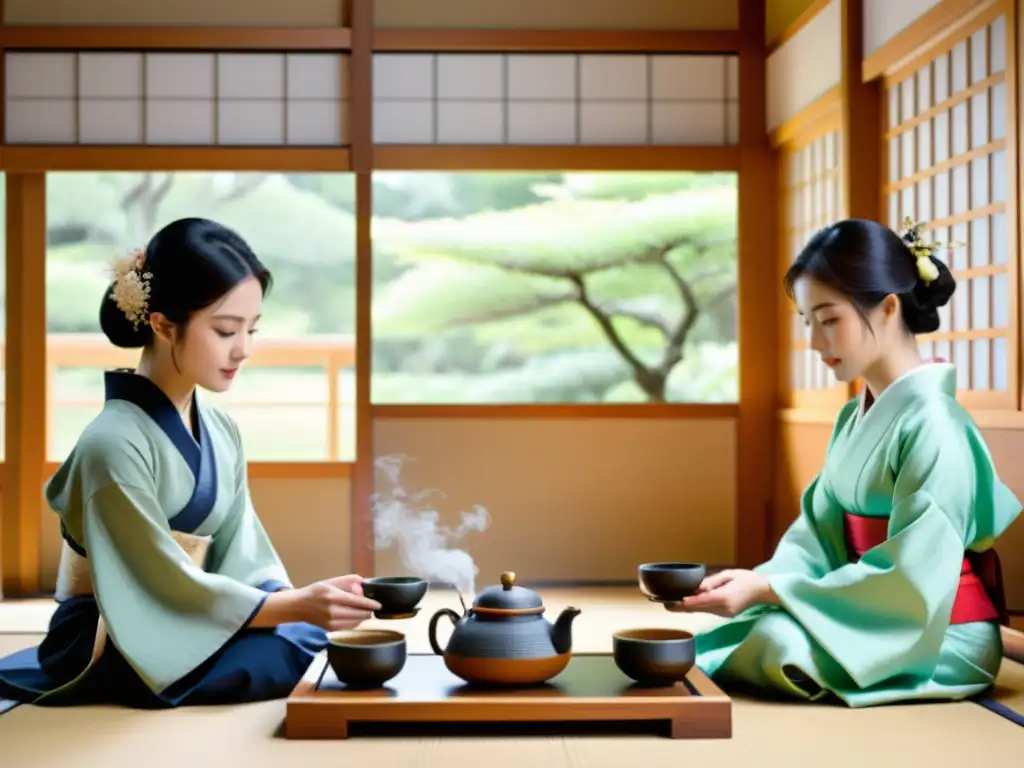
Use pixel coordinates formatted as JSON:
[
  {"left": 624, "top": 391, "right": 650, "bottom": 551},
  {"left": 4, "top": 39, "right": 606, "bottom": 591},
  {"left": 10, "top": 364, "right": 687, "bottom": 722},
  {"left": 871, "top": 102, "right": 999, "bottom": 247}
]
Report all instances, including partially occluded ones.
[
  {"left": 662, "top": 217, "right": 1020, "bottom": 711},
  {"left": 0, "top": 217, "right": 381, "bottom": 710}
]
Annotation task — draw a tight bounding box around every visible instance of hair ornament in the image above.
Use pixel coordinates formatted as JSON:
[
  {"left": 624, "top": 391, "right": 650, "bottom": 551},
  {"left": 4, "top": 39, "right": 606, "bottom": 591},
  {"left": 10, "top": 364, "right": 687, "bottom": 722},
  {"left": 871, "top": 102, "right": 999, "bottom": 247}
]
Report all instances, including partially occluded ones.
[
  {"left": 109, "top": 248, "right": 153, "bottom": 329},
  {"left": 899, "top": 216, "right": 962, "bottom": 286}
]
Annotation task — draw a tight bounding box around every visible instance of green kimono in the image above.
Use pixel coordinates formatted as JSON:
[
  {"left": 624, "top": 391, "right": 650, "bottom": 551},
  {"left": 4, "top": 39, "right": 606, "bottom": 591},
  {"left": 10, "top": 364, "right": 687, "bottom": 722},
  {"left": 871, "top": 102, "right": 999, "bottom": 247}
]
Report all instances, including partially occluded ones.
[
  {"left": 696, "top": 363, "right": 1020, "bottom": 707},
  {"left": 0, "top": 370, "right": 326, "bottom": 709}
]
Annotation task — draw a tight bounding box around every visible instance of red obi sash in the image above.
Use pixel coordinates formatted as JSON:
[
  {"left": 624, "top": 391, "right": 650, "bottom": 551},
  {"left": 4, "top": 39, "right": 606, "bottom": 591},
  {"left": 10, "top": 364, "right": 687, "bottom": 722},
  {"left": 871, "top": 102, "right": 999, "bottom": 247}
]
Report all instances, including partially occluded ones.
[{"left": 843, "top": 513, "right": 1008, "bottom": 625}]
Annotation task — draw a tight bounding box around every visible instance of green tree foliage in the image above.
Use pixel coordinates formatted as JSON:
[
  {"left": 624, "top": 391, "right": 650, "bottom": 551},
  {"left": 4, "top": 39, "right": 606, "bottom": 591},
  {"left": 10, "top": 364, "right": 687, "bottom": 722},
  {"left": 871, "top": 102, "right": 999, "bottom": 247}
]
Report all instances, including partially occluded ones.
[
  {"left": 46, "top": 172, "right": 357, "bottom": 335},
  {"left": 42, "top": 170, "right": 737, "bottom": 405},
  {"left": 373, "top": 173, "right": 737, "bottom": 402}
]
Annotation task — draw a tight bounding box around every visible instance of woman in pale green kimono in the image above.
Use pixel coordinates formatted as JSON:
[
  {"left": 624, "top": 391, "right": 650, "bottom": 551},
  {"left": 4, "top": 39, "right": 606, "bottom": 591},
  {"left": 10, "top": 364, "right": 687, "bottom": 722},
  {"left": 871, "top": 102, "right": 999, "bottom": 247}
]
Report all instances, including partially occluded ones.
[
  {"left": 662, "top": 218, "right": 1020, "bottom": 714},
  {"left": 0, "top": 217, "right": 381, "bottom": 711}
]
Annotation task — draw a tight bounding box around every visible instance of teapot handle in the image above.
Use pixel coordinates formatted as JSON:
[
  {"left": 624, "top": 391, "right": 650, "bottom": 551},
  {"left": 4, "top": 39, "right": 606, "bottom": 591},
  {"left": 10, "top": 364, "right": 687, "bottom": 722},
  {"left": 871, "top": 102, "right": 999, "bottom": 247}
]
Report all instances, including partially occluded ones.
[{"left": 428, "top": 608, "right": 461, "bottom": 655}]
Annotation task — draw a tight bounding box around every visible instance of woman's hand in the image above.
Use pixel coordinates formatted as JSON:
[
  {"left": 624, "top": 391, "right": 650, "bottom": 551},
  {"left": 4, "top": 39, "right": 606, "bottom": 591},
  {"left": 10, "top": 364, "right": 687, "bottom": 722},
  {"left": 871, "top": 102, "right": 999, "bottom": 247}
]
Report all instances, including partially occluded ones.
[
  {"left": 662, "top": 569, "right": 778, "bottom": 618},
  {"left": 286, "top": 578, "right": 382, "bottom": 631},
  {"left": 325, "top": 573, "right": 366, "bottom": 595}
]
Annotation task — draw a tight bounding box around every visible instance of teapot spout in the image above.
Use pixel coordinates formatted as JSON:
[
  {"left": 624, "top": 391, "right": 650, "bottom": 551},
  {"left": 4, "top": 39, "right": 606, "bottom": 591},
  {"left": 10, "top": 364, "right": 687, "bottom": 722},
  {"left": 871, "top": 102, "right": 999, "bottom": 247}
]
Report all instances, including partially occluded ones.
[{"left": 551, "top": 607, "right": 582, "bottom": 655}]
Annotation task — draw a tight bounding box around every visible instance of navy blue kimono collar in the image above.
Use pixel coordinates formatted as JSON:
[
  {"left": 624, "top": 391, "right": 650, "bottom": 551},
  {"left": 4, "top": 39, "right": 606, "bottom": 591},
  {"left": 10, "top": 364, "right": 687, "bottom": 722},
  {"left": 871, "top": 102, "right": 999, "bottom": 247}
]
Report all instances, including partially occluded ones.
[{"left": 103, "top": 369, "right": 218, "bottom": 533}]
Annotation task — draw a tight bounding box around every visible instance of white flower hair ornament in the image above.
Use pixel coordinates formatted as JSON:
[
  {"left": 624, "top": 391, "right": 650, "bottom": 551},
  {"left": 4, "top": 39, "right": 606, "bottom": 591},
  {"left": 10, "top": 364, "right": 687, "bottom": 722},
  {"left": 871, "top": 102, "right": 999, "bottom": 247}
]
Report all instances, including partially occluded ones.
[
  {"left": 900, "top": 216, "right": 962, "bottom": 286},
  {"left": 109, "top": 248, "right": 153, "bottom": 329}
]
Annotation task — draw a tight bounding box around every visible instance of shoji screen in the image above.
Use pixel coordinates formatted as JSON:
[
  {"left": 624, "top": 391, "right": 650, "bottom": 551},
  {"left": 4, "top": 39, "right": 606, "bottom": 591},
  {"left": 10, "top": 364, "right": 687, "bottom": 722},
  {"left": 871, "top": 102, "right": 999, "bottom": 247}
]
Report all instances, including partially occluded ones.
[
  {"left": 778, "top": 95, "right": 848, "bottom": 410},
  {"left": 882, "top": 2, "right": 1017, "bottom": 410}
]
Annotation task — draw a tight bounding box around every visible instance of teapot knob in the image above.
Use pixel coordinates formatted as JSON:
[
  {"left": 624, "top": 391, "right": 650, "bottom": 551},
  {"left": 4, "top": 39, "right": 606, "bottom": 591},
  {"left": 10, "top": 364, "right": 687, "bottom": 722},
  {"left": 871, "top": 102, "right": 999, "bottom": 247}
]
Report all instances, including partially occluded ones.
[{"left": 501, "top": 571, "right": 516, "bottom": 590}]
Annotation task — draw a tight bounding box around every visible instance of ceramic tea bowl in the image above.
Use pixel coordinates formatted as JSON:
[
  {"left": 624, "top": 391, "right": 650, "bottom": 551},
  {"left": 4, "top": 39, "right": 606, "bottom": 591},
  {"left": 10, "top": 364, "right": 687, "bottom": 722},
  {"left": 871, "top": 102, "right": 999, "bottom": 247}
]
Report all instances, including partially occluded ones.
[
  {"left": 637, "top": 562, "right": 706, "bottom": 602},
  {"left": 361, "top": 576, "right": 429, "bottom": 619},
  {"left": 612, "top": 628, "right": 695, "bottom": 686},
  {"left": 326, "top": 629, "right": 407, "bottom": 688}
]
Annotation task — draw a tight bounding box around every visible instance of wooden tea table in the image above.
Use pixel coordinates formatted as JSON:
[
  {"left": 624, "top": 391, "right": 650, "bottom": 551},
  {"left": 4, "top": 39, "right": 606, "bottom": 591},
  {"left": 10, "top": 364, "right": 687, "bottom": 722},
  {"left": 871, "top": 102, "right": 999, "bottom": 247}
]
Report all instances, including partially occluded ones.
[{"left": 285, "top": 651, "right": 731, "bottom": 740}]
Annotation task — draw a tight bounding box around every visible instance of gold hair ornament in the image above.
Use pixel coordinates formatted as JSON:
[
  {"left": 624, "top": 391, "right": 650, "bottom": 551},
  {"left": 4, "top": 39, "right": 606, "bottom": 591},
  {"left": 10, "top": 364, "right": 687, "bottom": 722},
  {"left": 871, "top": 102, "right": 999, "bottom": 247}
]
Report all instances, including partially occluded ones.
[
  {"left": 109, "top": 248, "right": 153, "bottom": 329},
  {"left": 900, "top": 216, "right": 962, "bottom": 286}
]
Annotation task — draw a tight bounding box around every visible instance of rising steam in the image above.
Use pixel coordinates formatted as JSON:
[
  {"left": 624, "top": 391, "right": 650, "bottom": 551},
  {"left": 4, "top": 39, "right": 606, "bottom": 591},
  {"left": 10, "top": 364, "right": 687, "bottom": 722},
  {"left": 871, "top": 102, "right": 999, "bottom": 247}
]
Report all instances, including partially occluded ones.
[{"left": 371, "top": 454, "right": 491, "bottom": 598}]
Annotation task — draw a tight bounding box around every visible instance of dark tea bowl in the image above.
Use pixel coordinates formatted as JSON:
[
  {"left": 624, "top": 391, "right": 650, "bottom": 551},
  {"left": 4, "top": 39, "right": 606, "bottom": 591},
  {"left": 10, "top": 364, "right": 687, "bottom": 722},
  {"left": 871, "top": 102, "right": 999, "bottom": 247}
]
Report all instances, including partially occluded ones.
[
  {"left": 612, "top": 628, "right": 696, "bottom": 687},
  {"left": 362, "top": 576, "right": 429, "bottom": 619},
  {"left": 638, "top": 562, "right": 706, "bottom": 601},
  {"left": 326, "top": 629, "right": 407, "bottom": 689}
]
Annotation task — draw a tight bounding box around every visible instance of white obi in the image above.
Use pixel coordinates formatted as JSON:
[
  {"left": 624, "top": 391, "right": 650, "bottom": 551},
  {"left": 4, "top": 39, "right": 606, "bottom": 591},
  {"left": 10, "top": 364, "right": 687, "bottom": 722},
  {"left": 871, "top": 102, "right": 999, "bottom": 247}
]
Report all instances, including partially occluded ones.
[{"left": 55, "top": 531, "right": 212, "bottom": 601}]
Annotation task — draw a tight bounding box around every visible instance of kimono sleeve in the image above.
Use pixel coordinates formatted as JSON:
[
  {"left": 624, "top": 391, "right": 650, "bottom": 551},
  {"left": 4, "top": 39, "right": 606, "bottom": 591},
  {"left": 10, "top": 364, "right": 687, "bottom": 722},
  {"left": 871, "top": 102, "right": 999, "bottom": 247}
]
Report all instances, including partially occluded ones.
[
  {"left": 767, "top": 404, "right": 1019, "bottom": 690},
  {"left": 204, "top": 414, "right": 292, "bottom": 593},
  {"left": 84, "top": 478, "right": 270, "bottom": 695}
]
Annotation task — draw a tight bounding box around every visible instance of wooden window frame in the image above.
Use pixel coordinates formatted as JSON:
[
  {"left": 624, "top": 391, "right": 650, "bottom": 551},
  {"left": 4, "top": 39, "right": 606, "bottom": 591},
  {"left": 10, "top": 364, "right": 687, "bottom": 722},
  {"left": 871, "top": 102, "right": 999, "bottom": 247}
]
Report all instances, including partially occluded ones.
[{"left": 0, "top": 0, "right": 777, "bottom": 592}]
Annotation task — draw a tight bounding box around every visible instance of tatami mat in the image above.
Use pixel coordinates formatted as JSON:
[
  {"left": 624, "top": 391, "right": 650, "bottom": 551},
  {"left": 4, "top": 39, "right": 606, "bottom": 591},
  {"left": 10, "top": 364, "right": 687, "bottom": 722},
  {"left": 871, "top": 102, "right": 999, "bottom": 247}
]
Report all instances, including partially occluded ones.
[{"left": 1, "top": 590, "right": 1022, "bottom": 768}]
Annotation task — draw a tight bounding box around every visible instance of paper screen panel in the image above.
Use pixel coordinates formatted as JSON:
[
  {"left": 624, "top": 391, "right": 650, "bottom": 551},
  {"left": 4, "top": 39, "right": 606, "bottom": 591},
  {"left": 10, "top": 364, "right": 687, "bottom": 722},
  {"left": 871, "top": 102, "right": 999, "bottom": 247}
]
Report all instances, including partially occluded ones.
[
  {"left": 883, "top": 8, "right": 1016, "bottom": 409},
  {"left": 4, "top": 51, "right": 348, "bottom": 146},
  {"left": 780, "top": 120, "right": 846, "bottom": 409},
  {"left": 372, "top": 53, "right": 739, "bottom": 145}
]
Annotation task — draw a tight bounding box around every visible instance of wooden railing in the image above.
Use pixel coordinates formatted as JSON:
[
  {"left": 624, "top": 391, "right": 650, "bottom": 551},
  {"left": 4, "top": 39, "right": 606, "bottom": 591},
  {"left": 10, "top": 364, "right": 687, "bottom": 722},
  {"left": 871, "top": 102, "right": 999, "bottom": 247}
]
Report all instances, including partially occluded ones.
[{"left": 2, "top": 333, "right": 357, "bottom": 461}]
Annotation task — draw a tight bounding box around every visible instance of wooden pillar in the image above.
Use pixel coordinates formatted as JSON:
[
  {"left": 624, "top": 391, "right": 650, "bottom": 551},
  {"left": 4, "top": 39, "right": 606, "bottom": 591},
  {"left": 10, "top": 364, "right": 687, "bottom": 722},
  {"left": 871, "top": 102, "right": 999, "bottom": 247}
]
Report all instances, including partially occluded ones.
[
  {"left": 840, "top": 1, "right": 882, "bottom": 224},
  {"left": 736, "top": 0, "right": 780, "bottom": 567},
  {"left": 348, "top": 0, "right": 375, "bottom": 575},
  {"left": 841, "top": 0, "right": 882, "bottom": 401},
  {"left": 2, "top": 173, "right": 47, "bottom": 597}
]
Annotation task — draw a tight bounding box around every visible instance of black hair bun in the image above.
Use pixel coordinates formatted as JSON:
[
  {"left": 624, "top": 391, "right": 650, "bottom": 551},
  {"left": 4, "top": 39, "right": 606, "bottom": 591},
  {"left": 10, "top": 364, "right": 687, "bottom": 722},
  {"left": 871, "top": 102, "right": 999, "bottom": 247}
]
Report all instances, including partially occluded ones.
[
  {"left": 904, "top": 255, "right": 956, "bottom": 334},
  {"left": 919, "top": 255, "right": 956, "bottom": 307},
  {"left": 99, "top": 282, "right": 154, "bottom": 349}
]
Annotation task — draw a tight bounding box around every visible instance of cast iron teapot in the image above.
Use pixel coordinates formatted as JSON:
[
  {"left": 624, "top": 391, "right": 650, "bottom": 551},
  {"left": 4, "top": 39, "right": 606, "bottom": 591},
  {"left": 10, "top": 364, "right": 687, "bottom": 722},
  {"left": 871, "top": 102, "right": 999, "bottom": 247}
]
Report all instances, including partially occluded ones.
[{"left": 428, "top": 571, "right": 582, "bottom": 686}]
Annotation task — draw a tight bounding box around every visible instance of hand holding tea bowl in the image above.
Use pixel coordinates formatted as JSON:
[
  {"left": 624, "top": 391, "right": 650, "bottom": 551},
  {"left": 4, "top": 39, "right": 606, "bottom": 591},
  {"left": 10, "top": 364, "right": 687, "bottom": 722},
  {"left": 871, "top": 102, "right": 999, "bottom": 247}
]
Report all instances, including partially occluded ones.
[
  {"left": 638, "top": 562, "right": 706, "bottom": 604},
  {"left": 327, "top": 629, "right": 407, "bottom": 689},
  {"left": 361, "top": 576, "right": 429, "bottom": 620},
  {"left": 612, "top": 628, "right": 696, "bottom": 687}
]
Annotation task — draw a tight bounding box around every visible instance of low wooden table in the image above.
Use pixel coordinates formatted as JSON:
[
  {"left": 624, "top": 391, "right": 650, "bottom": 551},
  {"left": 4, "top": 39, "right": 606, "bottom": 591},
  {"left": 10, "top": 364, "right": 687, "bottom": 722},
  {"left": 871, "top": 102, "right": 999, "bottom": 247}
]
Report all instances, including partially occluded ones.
[{"left": 285, "top": 652, "right": 731, "bottom": 740}]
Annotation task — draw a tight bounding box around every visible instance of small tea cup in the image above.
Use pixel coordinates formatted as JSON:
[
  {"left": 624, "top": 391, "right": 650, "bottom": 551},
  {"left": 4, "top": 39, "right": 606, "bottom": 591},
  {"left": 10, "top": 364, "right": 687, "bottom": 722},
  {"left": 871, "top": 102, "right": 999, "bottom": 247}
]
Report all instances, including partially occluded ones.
[
  {"left": 326, "top": 629, "right": 407, "bottom": 688},
  {"left": 612, "top": 628, "right": 695, "bottom": 686},
  {"left": 362, "top": 576, "right": 429, "bottom": 619},
  {"left": 638, "top": 562, "right": 706, "bottom": 602}
]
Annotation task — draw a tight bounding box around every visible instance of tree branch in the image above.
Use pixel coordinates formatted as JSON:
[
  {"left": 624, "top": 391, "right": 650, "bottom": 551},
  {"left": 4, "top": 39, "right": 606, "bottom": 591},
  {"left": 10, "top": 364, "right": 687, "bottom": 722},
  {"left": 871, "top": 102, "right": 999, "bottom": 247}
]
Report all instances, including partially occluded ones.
[
  {"left": 706, "top": 284, "right": 737, "bottom": 311},
  {"left": 437, "top": 291, "right": 674, "bottom": 333},
  {"left": 484, "top": 242, "right": 679, "bottom": 279},
  {"left": 120, "top": 175, "right": 150, "bottom": 213},
  {"left": 586, "top": 297, "right": 673, "bottom": 335},
  {"left": 426, "top": 237, "right": 728, "bottom": 402},
  {"left": 568, "top": 274, "right": 662, "bottom": 398},
  {"left": 121, "top": 173, "right": 175, "bottom": 238},
  {"left": 216, "top": 173, "right": 269, "bottom": 203},
  {"left": 152, "top": 173, "right": 174, "bottom": 206},
  {"left": 656, "top": 251, "right": 703, "bottom": 376},
  {"left": 446, "top": 289, "right": 578, "bottom": 325}
]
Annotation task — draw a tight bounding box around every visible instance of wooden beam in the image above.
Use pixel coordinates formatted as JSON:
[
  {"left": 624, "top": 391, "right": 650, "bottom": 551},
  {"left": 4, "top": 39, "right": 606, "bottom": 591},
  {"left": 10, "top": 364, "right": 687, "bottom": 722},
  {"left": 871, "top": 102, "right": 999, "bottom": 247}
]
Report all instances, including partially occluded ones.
[
  {"left": 349, "top": 0, "right": 375, "bottom": 577},
  {"left": 767, "top": 0, "right": 835, "bottom": 54},
  {"left": 372, "top": 28, "right": 740, "bottom": 53},
  {"left": 2, "top": 173, "right": 46, "bottom": 597},
  {"left": 0, "top": 26, "right": 352, "bottom": 50},
  {"left": 861, "top": 0, "right": 994, "bottom": 81},
  {"left": 0, "top": 147, "right": 352, "bottom": 173},
  {"left": 373, "top": 145, "right": 740, "bottom": 171},
  {"left": 736, "top": 0, "right": 778, "bottom": 567},
  {"left": 768, "top": 87, "right": 842, "bottom": 148}
]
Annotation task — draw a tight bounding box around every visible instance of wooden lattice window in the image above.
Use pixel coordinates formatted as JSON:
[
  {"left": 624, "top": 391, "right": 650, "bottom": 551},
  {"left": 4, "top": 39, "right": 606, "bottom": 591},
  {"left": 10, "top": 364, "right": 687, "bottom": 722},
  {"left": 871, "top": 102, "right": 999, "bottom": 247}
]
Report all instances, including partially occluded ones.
[
  {"left": 883, "top": 2, "right": 1018, "bottom": 410},
  {"left": 778, "top": 100, "right": 846, "bottom": 409}
]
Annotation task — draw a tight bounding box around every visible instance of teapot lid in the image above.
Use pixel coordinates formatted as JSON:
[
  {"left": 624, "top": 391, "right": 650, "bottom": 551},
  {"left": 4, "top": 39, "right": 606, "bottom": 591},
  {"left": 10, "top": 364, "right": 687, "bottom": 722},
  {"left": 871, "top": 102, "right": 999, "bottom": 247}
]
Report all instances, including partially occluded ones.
[{"left": 472, "top": 571, "right": 543, "bottom": 613}]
